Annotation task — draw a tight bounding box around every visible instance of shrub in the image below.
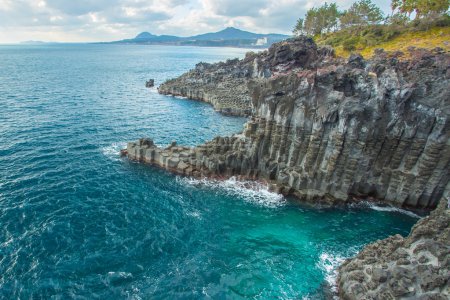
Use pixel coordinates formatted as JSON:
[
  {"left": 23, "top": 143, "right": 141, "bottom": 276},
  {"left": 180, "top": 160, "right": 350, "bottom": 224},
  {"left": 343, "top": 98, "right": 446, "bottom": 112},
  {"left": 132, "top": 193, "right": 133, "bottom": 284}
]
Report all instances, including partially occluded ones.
[{"left": 343, "top": 37, "right": 359, "bottom": 51}]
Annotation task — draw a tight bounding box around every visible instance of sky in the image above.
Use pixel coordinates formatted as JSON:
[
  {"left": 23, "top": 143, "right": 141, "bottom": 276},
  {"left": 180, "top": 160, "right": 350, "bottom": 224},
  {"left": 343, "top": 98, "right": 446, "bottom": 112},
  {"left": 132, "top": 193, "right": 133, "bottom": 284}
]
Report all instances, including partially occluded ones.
[{"left": 0, "top": 0, "right": 392, "bottom": 43}]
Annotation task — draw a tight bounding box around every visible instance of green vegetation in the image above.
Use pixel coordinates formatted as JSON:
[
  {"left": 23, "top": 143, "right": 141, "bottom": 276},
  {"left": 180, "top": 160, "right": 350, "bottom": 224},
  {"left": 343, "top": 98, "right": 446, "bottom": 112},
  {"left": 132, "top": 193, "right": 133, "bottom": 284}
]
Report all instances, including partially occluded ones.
[{"left": 293, "top": 0, "right": 450, "bottom": 57}]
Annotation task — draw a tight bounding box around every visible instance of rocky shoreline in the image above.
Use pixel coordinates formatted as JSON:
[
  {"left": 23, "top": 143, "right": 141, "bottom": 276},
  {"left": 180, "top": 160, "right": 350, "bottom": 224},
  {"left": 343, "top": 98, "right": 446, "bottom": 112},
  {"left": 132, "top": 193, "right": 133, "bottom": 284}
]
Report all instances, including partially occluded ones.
[
  {"left": 158, "top": 59, "right": 253, "bottom": 116},
  {"left": 125, "top": 37, "right": 449, "bottom": 298},
  {"left": 338, "top": 198, "right": 449, "bottom": 299}
]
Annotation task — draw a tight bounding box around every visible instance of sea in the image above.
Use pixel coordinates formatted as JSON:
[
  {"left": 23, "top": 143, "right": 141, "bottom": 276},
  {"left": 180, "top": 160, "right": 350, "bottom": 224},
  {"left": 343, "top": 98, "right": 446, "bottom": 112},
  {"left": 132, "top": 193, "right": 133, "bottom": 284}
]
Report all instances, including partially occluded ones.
[{"left": 0, "top": 44, "right": 418, "bottom": 299}]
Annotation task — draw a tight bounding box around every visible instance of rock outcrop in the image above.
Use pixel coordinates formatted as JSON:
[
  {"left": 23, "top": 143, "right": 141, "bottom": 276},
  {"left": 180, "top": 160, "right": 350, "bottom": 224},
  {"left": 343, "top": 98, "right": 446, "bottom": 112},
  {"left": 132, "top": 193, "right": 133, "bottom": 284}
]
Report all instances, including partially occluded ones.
[
  {"left": 158, "top": 37, "right": 327, "bottom": 116},
  {"left": 338, "top": 198, "right": 450, "bottom": 299},
  {"left": 145, "top": 79, "right": 155, "bottom": 88},
  {"left": 131, "top": 37, "right": 449, "bottom": 209}
]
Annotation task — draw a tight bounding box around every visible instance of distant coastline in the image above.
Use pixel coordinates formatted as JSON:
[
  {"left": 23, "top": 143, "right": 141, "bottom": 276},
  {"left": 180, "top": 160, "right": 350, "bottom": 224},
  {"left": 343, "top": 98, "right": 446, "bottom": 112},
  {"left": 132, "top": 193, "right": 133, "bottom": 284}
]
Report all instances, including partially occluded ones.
[{"left": 103, "top": 27, "right": 290, "bottom": 49}]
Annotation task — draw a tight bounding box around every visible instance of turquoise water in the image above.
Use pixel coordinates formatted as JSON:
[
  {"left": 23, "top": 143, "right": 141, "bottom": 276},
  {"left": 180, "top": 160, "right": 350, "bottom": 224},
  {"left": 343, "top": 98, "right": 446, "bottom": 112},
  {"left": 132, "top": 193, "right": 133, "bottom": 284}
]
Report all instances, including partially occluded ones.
[{"left": 0, "top": 44, "right": 418, "bottom": 299}]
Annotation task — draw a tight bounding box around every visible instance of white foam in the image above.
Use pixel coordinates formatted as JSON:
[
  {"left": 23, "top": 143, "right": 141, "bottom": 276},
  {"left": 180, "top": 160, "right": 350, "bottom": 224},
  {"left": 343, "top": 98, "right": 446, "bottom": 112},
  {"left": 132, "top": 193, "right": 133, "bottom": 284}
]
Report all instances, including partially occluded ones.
[
  {"left": 102, "top": 142, "right": 127, "bottom": 161},
  {"left": 186, "top": 210, "right": 202, "bottom": 219},
  {"left": 173, "top": 95, "right": 188, "bottom": 100},
  {"left": 351, "top": 201, "right": 421, "bottom": 218},
  {"left": 368, "top": 204, "right": 421, "bottom": 218},
  {"left": 316, "top": 252, "right": 349, "bottom": 298},
  {"left": 178, "top": 176, "right": 286, "bottom": 208}
]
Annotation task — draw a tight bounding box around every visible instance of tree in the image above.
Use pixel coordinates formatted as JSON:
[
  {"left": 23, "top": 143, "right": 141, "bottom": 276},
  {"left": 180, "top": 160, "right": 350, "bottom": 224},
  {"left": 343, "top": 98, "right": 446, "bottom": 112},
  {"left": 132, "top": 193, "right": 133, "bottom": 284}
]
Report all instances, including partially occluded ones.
[
  {"left": 391, "top": 0, "right": 449, "bottom": 18},
  {"left": 392, "top": 0, "right": 415, "bottom": 17},
  {"left": 416, "top": 0, "right": 449, "bottom": 17},
  {"left": 340, "top": 0, "right": 384, "bottom": 28},
  {"left": 293, "top": 2, "right": 340, "bottom": 36},
  {"left": 293, "top": 18, "right": 304, "bottom": 35}
]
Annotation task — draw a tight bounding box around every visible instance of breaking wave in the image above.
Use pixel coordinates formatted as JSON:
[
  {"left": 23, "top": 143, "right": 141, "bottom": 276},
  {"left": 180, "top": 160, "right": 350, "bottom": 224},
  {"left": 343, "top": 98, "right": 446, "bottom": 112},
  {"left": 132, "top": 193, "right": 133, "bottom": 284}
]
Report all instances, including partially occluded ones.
[
  {"left": 351, "top": 201, "right": 421, "bottom": 218},
  {"left": 102, "top": 142, "right": 127, "bottom": 161},
  {"left": 178, "top": 176, "right": 286, "bottom": 208},
  {"left": 317, "top": 250, "right": 356, "bottom": 298}
]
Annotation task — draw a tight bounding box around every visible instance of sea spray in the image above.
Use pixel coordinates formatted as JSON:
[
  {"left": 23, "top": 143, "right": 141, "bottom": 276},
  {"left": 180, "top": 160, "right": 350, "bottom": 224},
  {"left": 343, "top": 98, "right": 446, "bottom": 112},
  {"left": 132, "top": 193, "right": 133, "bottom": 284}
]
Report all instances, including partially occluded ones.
[
  {"left": 178, "top": 176, "right": 286, "bottom": 208},
  {"left": 350, "top": 201, "right": 422, "bottom": 219}
]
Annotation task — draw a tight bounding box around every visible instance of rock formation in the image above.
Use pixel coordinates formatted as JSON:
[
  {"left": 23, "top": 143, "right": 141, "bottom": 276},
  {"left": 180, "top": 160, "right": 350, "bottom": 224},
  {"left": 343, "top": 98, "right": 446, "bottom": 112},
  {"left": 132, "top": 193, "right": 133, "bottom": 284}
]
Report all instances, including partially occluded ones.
[
  {"left": 130, "top": 37, "right": 449, "bottom": 209},
  {"left": 158, "top": 37, "right": 324, "bottom": 116},
  {"left": 338, "top": 198, "right": 449, "bottom": 299},
  {"left": 145, "top": 79, "right": 155, "bottom": 88},
  {"left": 158, "top": 58, "right": 252, "bottom": 116},
  {"left": 125, "top": 37, "right": 450, "bottom": 299}
]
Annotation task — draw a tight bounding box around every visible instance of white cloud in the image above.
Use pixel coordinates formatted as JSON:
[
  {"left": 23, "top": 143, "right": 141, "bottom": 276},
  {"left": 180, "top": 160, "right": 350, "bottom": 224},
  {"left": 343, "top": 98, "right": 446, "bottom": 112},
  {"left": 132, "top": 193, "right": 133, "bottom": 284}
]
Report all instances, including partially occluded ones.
[{"left": 0, "top": 0, "right": 392, "bottom": 43}]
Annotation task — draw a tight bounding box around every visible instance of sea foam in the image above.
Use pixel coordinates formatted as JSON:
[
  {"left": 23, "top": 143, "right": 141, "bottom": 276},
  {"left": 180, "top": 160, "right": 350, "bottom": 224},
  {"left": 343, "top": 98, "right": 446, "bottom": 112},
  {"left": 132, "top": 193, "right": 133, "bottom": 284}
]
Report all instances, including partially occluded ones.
[
  {"left": 178, "top": 176, "right": 286, "bottom": 208},
  {"left": 317, "top": 250, "right": 357, "bottom": 298},
  {"left": 102, "top": 142, "right": 127, "bottom": 161},
  {"left": 351, "top": 201, "right": 421, "bottom": 218}
]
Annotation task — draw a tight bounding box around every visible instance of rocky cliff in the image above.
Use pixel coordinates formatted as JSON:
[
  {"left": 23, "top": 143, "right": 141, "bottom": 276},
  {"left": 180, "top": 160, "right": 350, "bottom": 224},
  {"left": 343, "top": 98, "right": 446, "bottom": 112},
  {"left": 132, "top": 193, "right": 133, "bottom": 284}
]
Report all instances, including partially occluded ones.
[
  {"left": 132, "top": 37, "right": 449, "bottom": 209},
  {"left": 126, "top": 37, "right": 450, "bottom": 299},
  {"left": 158, "top": 38, "right": 327, "bottom": 116},
  {"left": 338, "top": 198, "right": 449, "bottom": 299}
]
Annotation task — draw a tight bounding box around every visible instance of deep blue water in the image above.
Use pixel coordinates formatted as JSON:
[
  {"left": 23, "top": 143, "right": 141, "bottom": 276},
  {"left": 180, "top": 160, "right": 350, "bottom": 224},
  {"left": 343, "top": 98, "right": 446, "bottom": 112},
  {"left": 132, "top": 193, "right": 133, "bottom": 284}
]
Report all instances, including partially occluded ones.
[{"left": 0, "top": 44, "right": 418, "bottom": 299}]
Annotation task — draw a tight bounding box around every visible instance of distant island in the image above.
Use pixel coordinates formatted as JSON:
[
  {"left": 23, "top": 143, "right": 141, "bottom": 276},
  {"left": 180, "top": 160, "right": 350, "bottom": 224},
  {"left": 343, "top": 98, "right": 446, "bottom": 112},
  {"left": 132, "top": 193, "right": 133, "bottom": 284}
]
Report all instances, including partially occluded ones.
[{"left": 106, "top": 27, "right": 290, "bottom": 48}]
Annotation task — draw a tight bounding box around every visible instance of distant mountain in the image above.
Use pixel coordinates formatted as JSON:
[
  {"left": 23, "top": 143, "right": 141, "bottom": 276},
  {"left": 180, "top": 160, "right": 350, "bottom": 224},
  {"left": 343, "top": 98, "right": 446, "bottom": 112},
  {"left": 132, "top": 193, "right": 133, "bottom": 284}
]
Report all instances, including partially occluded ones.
[
  {"left": 134, "top": 32, "right": 156, "bottom": 40},
  {"left": 189, "top": 27, "right": 289, "bottom": 41},
  {"left": 190, "top": 27, "right": 257, "bottom": 40},
  {"left": 109, "top": 27, "right": 290, "bottom": 48}
]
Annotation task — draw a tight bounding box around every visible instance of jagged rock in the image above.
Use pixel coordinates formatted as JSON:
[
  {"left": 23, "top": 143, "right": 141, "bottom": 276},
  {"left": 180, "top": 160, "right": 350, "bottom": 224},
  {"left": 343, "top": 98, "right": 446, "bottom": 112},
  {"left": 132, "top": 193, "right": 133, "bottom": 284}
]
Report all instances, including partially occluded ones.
[
  {"left": 347, "top": 53, "right": 365, "bottom": 69},
  {"left": 145, "top": 79, "right": 155, "bottom": 88},
  {"left": 158, "top": 37, "right": 335, "bottom": 116},
  {"left": 338, "top": 199, "right": 450, "bottom": 299}
]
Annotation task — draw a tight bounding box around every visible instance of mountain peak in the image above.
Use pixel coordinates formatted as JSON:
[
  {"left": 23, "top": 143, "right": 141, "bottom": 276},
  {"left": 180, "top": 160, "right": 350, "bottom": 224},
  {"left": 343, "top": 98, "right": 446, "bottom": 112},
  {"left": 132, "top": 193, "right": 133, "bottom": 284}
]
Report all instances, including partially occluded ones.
[
  {"left": 223, "top": 27, "right": 239, "bottom": 31},
  {"left": 135, "top": 32, "right": 155, "bottom": 40}
]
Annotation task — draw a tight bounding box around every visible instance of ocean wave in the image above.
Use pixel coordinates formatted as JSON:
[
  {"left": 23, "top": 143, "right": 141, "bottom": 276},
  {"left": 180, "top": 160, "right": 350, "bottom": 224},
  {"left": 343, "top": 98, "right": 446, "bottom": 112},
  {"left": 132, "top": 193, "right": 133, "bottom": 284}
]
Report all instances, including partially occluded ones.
[
  {"left": 185, "top": 210, "right": 202, "bottom": 219},
  {"left": 316, "top": 251, "right": 350, "bottom": 298},
  {"left": 351, "top": 201, "right": 421, "bottom": 218},
  {"left": 178, "top": 176, "right": 285, "bottom": 208},
  {"left": 102, "top": 142, "right": 127, "bottom": 161},
  {"left": 368, "top": 205, "right": 421, "bottom": 218}
]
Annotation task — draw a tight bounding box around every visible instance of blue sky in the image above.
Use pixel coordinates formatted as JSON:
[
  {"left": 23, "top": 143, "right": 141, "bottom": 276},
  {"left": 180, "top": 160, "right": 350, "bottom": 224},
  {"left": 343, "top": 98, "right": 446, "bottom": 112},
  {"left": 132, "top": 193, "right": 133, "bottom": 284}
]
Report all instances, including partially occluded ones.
[{"left": 0, "top": 0, "right": 392, "bottom": 43}]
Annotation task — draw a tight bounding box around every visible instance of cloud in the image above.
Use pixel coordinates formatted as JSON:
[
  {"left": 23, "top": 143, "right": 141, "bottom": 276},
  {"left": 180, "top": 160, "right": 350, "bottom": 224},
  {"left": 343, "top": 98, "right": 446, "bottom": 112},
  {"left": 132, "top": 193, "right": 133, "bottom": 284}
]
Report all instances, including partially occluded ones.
[{"left": 0, "top": 0, "right": 392, "bottom": 43}]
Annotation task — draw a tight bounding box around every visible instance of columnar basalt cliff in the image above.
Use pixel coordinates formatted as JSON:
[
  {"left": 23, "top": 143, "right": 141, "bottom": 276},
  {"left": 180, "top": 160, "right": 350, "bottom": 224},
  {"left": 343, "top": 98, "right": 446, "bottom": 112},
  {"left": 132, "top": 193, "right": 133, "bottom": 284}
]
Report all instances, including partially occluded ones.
[
  {"left": 132, "top": 37, "right": 449, "bottom": 209},
  {"left": 126, "top": 37, "right": 450, "bottom": 298}
]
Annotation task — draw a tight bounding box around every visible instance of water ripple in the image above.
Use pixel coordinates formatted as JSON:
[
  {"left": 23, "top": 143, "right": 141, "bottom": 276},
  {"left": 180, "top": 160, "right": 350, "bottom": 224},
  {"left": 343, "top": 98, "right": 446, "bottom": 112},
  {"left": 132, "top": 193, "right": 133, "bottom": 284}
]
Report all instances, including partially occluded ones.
[{"left": 0, "top": 44, "right": 418, "bottom": 299}]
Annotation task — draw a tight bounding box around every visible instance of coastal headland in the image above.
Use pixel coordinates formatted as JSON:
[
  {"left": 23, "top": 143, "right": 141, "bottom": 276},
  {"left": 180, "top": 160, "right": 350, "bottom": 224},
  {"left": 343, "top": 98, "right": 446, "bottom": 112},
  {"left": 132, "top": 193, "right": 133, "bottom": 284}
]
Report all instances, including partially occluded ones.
[{"left": 124, "top": 37, "right": 449, "bottom": 298}]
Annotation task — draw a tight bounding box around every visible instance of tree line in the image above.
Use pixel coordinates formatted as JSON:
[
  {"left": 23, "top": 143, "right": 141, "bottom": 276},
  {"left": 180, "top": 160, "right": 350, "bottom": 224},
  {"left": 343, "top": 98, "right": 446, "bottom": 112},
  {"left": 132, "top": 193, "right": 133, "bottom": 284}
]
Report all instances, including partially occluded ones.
[{"left": 293, "top": 0, "right": 449, "bottom": 36}]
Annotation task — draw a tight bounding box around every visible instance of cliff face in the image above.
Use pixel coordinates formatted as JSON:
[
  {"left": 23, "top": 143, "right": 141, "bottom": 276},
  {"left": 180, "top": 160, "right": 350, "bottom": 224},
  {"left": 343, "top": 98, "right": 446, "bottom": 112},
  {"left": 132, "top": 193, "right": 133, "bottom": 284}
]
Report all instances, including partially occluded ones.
[
  {"left": 158, "top": 37, "right": 325, "bottom": 116},
  {"left": 131, "top": 38, "right": 449, "bottom": 209},
  {"left": 158, "top": 59, "right": 252, "bottom": 116},
  {"left": 338, "top": 199, "right": 450, "bottom": 299}
]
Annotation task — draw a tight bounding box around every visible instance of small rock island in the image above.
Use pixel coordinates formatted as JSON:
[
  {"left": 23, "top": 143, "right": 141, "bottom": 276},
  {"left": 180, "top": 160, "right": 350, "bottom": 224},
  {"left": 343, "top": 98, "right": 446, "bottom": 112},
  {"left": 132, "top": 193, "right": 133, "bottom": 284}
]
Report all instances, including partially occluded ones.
[{"left": 124, "top": 37, "right": 449, "bottom": 298}]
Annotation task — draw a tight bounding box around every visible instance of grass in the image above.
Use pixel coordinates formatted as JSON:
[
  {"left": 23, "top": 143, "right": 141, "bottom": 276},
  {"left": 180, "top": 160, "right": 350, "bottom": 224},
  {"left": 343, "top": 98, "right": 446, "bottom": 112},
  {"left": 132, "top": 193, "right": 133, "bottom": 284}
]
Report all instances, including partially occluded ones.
[{"left": 314, "top": 16, "right": 450, "bottom": 59}]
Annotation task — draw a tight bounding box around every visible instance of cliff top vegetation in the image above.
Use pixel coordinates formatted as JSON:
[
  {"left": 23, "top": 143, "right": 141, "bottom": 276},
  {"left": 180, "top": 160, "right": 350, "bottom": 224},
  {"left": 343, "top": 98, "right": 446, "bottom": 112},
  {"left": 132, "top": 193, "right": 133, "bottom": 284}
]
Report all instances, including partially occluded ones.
[{"left": 293, "top": 0, "right": 450, "bottom": 58}]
